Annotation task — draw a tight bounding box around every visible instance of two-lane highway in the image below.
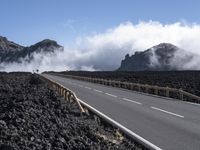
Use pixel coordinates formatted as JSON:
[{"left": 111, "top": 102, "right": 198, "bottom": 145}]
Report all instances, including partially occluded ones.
[{"left": 44, "top": 74, "right": 200, "bottom": 150}]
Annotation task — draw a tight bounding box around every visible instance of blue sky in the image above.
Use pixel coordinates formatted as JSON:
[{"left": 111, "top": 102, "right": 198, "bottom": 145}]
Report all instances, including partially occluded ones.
[{"left": 1, "top": 0, "right": 199, "bottom": 46}]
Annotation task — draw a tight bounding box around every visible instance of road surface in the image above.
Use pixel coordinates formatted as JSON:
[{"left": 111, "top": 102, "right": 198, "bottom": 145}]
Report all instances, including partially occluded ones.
[{"left": 43, "top": 74, "right": 200, "bottom": 150}]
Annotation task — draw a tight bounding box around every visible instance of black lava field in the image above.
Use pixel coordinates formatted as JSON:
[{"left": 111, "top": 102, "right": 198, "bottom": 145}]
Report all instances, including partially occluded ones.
[
  {"left": 58, "top": 71, "right": 200, "bottom": 97},
  {"left": 0, "top": 72, "right": 140, "bottom": 150}
]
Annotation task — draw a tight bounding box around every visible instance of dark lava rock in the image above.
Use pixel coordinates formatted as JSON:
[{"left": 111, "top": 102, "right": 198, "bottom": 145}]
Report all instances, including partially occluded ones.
[{"left": 0, "top": 73, "right": 140, "bottom": 150}]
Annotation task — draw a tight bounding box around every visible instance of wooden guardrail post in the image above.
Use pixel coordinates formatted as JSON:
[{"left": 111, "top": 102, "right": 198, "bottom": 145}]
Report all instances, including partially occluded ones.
[
  {"left": 66, "top": 91, "right": 69, "bottom": 100},
  {"left": 60, "top": 87, "right": 63, "bottom": 95},
  {"left": 99, "top": 79, "right": 101, "bottom": 84},
  {"left": 130, "top": 83, "right": 134, "bottom": 90},
  {"left": 128, "top": 83, "right": 132, "bottom": 90},
  {"left": 61, "top": 87, "right": 64, "bottom": 96},
  {"left": 58, "top": 86, "right": 60, "bottom": 94},
  {"left": 137, "top": 84, "right": 141, "bottom": 92},
  {"left": 121, "top": 82, "right": 123, "bottom": 88},
  {"left": 113, "top": 81, "right": 117, "bottom": 87},
  {"left": 66, "top": 91, "right": 69, "bottom": 101},
  {"left": 114, "top": 81, "right": 116, "bottom": 87},
  {"left": 110, "top": 80, "right": 113, "bottom": 86},
  {"left": 60, "top": 86, "right": 62, "bottom": 95},
  {"left": 70, "top": 93, "right": 74, "bottom": 103},
  {"left": 179, "top": 89, "right": 184, "bottom": 100},
  {"left": 117, "top": 81, "right": 120, "bottom": 87},
  {"left": 166, "top": 87, "right": 170, "bottom": 97},
  {"left": 58, "top": 86, "right": 61, "bottom": 95},
  {"left": 104, "top": 79, "right": 107, "bottom": 85},
  {"left": 128, "top": 83, "right": 131, "bottom": 90},
  {"left": 56, "top": 84, "right": 58, "bottom": 92},
  {"left": 154, "top": 85, "right": 158, "bottom": 95},
  {"left": 59, "top": 86, "right": 61, "bottom": 95},
  {"left": 101, "top": 79, "right": 103, "bottom": 84},
  {"left": 55, "top": 84, "right": 58, "bottom": 92},
  {"left": 125, "top": 83, "right": 128, "bottom": 89},
  {"left": 63, "top": 89, "right": 67, "bottom": 100},
  {"left": 62, "top": 88, "right": 65, "bottom": 98},
  {"left": 124, "top": 83, "right": 127, "bottom": 89},
  {"left": 108, "top": 80, "right": 111, "bottom": 86},
  {"left": 145, "top": 85, "right": 148, "bottom": 93},
  {"left": 105, "top": 79, "right": 108, "bottom": 85}
]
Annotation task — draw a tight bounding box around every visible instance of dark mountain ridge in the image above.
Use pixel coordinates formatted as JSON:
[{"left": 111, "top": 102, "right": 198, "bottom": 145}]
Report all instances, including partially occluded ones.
[
  {"left": 0, "top": 36, "right": 63, "bottom": 63},
  {"left": 118, "top": 43, "right": 194, "bottom": 71}
]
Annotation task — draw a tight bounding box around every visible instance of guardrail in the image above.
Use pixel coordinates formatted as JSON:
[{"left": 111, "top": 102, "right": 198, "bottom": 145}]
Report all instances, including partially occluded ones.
[
  {"left": 41, "top": 74, "right": 161, "bottom": 150},
  {"left": 40, "top": 74, "right": 85, "bottom": 113},
  {"left": 48, "top": 73, "right": 200, "bottom": 104}
]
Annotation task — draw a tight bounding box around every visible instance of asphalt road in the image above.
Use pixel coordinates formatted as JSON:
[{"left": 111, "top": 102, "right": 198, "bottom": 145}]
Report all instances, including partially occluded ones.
[{"left": 43, "top": 74, "right": 200, "bottom": 150}]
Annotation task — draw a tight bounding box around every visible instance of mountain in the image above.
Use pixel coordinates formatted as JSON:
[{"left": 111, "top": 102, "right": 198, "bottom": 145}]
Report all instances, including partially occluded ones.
[
  {"left": 118, "top": 43, "right": 194, "bottom": 71},
  {"left": 0, "top": 36, "right": 63, "bottom": 63},
  {"left": 0, "top": 36, "right": 24, "bottom": 62}
]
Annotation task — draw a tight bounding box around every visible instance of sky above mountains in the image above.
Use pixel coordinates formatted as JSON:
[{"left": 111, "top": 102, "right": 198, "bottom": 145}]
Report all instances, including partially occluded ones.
[
  {"left": 1, "top": 0, "right": 200, "bottom": 46},
  {"left": 1, "top": 0, "right": 200, "bottom": 72}
]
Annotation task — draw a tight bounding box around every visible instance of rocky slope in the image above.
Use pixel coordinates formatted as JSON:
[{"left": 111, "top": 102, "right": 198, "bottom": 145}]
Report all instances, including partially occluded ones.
[
  {"left": 0, "top": 36, "right": 63, "bottom": 63},
  {"left": 118, "top": 43, "right": 194, "bottom": 71},
  {"left": 0, "top": 73, "right": 140, "bottom": 150}
]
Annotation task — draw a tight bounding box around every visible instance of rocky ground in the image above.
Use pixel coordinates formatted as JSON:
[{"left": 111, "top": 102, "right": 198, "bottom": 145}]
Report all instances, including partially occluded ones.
[
  {"left": 0, "top": 72, "right": 144, "bottom": 150},
  {"left": 57, "top": 71, "right": 200, "bottom": 97}
]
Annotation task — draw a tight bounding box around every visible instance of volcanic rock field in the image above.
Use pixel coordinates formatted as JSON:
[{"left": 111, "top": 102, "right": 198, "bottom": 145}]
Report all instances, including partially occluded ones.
[{"left": 0, "top": 72, "right": 143, "bottom": 150}]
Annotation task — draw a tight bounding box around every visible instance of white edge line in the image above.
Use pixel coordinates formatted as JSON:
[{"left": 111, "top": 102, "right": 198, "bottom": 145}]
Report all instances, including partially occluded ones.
[
  {"left": 186, "top": 102, "right": 200, "bottom": 106},
  {"left": 105, "top": 93, "right": 118, "bottom": 98},
  {"left": 78, "top": 98, "right": 162, "bottom": 150},
  {"left": 85, "top": 86, "right": 92, "bottom": 90},
  {"left": 93, "top": 89, "right": 103, "bottom": 93},
  {"left": 122, "top": 98, "right": 142, "bottom": 105},
  {"left": 151, "top": 107, "right": 184, "bottom": 118}
]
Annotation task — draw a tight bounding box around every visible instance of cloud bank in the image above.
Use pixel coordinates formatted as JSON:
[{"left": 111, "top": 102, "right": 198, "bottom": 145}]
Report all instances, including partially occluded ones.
[{"left": 2, "top": 21, "right": 200, "bottom": 72}]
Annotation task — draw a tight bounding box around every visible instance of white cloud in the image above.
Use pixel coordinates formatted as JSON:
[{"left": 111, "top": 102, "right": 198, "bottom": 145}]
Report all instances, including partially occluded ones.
[{"left": 2, "top": 21, "right": 200, "bottom": 72}]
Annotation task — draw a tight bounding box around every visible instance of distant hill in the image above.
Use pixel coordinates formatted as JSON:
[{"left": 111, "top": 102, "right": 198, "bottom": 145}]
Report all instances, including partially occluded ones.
[
  {"left": 118, "top": 43, "right": 194, "bottom": 71},
  {"left": 0, "top": 36, "right": 63, "bottom": 63}
]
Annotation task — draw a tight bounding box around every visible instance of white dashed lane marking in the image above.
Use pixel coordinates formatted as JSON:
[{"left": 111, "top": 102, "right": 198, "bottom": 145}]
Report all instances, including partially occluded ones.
[
  {"left": 151, "top": 107, "right": 184, "bottom": 118},
  {"left": 105, "top": 93, "right": 118, "bottom": 98},
  {"left": 93, "top": 89, "right": 103, "bottom": 93},
  {"left": 122, "top": 98, "right": 142, "bottom": 105},
  {"left": 85, "top": 86, "right": 92, "bottom": 90},
  {"left": 64, "top": 80, "right": 185, "bottom": 121},
  {"left": 186, "top": 102, "right": 200, "bottom": 106}
]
